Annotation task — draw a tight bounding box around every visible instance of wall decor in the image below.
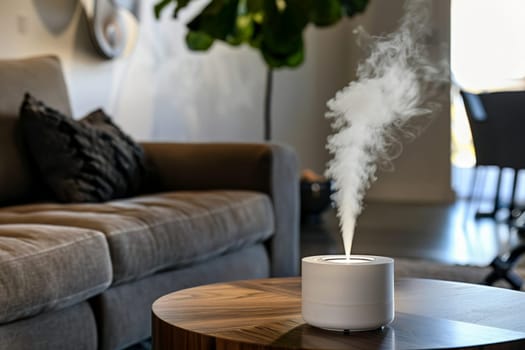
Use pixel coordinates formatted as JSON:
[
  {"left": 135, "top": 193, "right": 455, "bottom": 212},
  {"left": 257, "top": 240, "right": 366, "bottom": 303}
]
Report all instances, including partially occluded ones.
[{"left": 82, "top": 0, "right": 138, "bottom": 59}]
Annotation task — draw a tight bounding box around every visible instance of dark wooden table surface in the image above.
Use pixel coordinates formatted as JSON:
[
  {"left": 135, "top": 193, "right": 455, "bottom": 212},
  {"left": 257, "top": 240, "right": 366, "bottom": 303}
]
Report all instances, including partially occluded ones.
[{"left": 152, "top": 278, "right": 525, "bottom": 350}]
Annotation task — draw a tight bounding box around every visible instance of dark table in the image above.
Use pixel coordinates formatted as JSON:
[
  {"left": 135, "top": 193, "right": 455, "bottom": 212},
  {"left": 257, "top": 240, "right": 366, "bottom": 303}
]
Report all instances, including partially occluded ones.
[{"left": 152, "top": 277, "right": 525, "bottom": 349}]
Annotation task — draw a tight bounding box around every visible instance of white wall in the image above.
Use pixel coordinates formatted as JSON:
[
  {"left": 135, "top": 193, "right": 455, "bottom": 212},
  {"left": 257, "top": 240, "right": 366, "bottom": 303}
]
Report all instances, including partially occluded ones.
[
  {"left": 272, "top": 21, "right": 354, "bottom": 175},
  {"left": 0, "top": 0, "right": 348, "bottom": 174},
  {"left": 0, "top": 0, "right": 452, "bottom": 203},
  {"left": 0, "top": 0, "right": 266, "bottom": 142},
  {"left": 0, "top": 0, "right": 152, "bottom": 138}
]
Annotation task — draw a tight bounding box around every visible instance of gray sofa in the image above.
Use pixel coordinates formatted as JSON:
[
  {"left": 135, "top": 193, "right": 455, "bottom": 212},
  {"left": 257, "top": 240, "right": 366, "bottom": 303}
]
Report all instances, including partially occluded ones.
[{"left": 0, "top": 56, "right": 299, "bottom": 350}]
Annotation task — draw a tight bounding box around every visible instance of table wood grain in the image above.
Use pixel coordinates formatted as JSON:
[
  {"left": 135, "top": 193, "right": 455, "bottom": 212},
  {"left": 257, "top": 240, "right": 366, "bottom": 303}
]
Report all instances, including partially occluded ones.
[{"left": 152, "top": 278, "right": 525, "bottom": 350}]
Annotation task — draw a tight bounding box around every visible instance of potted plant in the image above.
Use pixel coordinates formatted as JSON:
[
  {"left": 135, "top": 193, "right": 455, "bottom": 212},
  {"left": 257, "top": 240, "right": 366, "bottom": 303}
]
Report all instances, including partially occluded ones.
[{"left": 154, "top": 0, "right": 369, "bottom": 141}]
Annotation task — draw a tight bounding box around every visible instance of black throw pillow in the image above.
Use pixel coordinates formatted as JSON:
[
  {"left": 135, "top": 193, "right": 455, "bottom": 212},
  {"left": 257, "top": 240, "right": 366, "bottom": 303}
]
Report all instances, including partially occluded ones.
[{"left": 19, "top": 93, "right": 145, "bottom": 203}]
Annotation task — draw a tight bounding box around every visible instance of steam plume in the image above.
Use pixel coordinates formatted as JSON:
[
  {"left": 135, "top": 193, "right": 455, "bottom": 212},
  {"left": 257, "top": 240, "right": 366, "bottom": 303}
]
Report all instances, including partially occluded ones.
[{"left": 326, "top": 0, "right": 442, "bottom": 258}]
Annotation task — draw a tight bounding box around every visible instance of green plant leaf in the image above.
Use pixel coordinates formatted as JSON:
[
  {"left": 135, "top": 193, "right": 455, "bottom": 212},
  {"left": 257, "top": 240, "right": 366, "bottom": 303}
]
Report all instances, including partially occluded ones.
[
  {"left": 227, "top": 15, "right": 254, "bottom": 46},
  {"left": 173, "top": 0, "right": 194, "bottom": 18},
  {"left": 261, "top": 49, "right": 285, "bottom": 68},
  {"left": 187, "top": 0, "right": 239, "bottom": 41},
  {"left": 258, "top": 0, "right": 311, "bottom": 68},
  {"left": 261, "top": 44, "right": 304, "bottom": 69},
  {"left": 310, "top": 0, "right": 342, "bottom": 27},
  {"left": 261, "top": 0, "right": 307, "bottom": 56},
  {"left": 285, "top": 46, "right": 304, "bottom": 67},
  {"left": 246, "top": 0, "right": 264, "bottom": 13},
  {"left": 154, "top": 0, "right": 173, "bottom": 19},
  {"left": 248, "top": 23, "right": 263, "bottom": 48},
  {"left": 341, "top": 0, "right": 369, "bottom": 17},
  {"left": 185, "top": 31, "right": 215, "bottom": 50},
  {"left": 154, "top": 0, "right": 196, "bottom": 19},
  {"left": 285, "top": 0, "right": 311, "bottom": 30},
  {"left": 155, "top": 0, "right": 370, "bottom": 69}
]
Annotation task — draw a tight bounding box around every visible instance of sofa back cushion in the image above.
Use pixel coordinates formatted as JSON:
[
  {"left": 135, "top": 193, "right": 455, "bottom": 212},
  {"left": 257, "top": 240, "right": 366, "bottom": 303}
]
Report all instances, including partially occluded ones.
[{"left": 0, "top": 55, "right": 72, "bottom": 204}]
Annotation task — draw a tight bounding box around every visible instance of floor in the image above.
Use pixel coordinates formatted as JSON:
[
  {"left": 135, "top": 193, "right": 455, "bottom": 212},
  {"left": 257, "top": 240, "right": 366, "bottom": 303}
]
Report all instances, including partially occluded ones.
[{"left": 301, "top": 198, "right": 525, "bottom": 267}]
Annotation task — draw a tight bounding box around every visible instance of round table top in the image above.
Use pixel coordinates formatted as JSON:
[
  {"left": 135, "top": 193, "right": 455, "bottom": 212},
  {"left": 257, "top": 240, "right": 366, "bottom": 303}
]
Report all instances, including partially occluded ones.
[{"left": 152, "top": 277, "right": 525, "bottom": 350}]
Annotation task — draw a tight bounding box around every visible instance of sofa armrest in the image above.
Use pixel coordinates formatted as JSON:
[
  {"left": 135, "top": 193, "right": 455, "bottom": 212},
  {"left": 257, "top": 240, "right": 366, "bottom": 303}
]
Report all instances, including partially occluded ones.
[{"left": 140, "top": 142, "right": 300, "bottom": 277}]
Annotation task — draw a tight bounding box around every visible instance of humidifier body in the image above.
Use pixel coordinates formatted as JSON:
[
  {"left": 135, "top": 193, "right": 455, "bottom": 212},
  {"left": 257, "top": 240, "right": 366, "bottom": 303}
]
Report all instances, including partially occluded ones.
[{"left": 302, "top": 255, "right": 394, "bottom": 331}]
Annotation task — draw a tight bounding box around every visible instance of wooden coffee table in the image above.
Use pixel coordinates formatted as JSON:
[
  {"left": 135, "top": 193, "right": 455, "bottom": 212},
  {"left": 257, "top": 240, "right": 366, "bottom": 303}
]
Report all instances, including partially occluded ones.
[{"left": 152, "top": 278, "right": 525, "bottom": 349}]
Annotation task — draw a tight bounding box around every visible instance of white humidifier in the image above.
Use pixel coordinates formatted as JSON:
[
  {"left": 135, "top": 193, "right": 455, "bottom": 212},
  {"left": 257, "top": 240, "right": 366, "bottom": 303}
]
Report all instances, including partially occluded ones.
[{"left": 302, "top": 255, "right": 394, "bottom": 331}]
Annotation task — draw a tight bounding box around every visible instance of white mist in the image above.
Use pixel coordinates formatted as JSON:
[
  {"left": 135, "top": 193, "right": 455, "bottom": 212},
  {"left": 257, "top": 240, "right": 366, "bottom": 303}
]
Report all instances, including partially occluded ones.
[{"left": 326, "top": 0, "right": 441, "bottom": 258}]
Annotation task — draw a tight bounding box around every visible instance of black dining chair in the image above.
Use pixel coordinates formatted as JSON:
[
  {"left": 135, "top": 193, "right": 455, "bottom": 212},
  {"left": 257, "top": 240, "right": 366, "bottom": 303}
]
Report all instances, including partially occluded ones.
[
  {"left": 460, "top": 89, "right": 525, "bottom": 218},
  {"left": 461, "top": 89, "right": 525, "bottom": 289}
]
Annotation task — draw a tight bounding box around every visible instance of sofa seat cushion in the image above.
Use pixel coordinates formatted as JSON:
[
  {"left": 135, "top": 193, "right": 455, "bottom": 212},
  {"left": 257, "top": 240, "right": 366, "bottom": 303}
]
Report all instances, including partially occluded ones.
[
  {"left": 0, "top": 190, "right": 274, "bottom": 284},
  {"left": 0, "top": 224, "right": 112, "bottom": 324}
]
